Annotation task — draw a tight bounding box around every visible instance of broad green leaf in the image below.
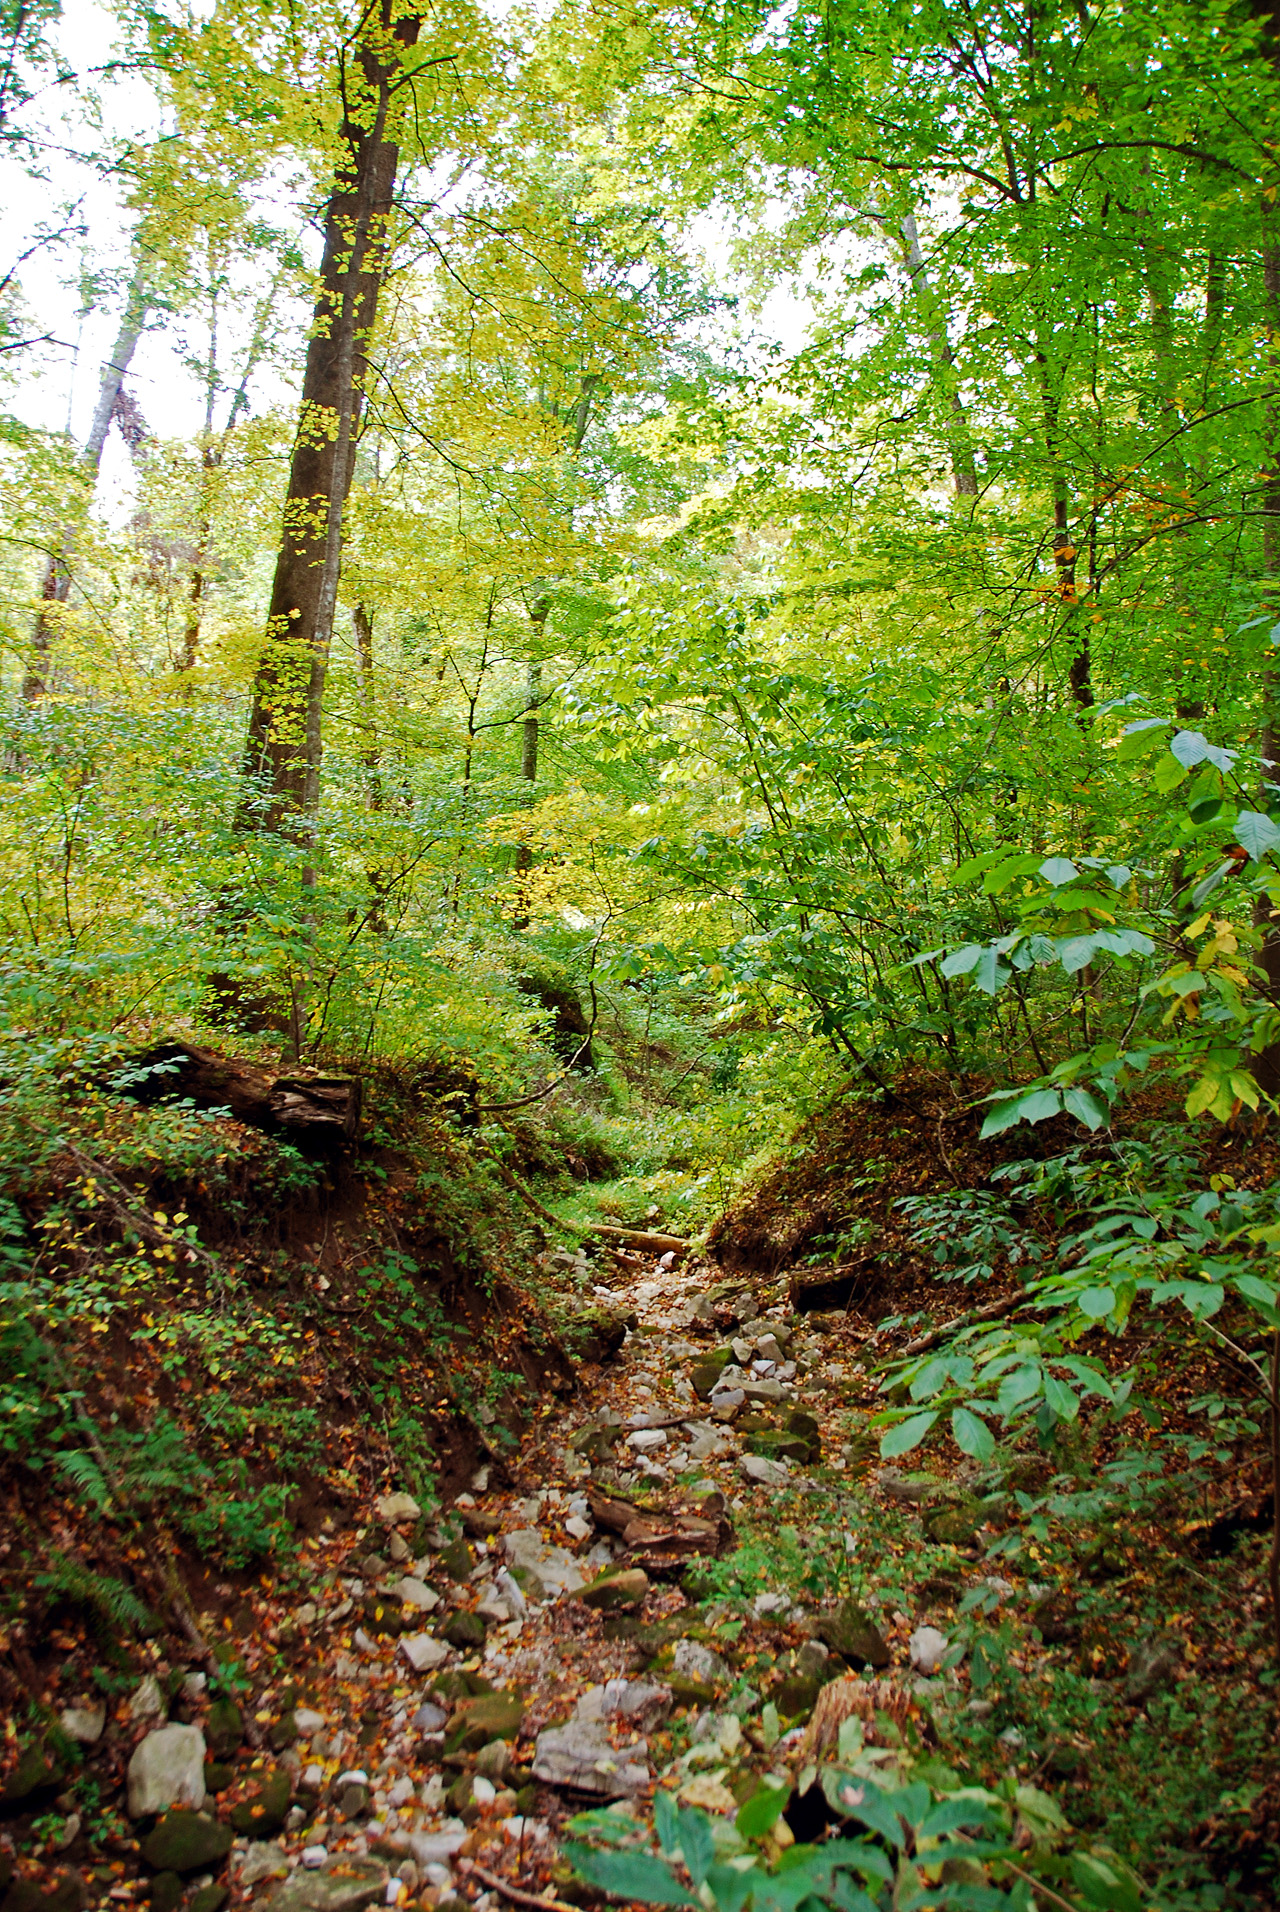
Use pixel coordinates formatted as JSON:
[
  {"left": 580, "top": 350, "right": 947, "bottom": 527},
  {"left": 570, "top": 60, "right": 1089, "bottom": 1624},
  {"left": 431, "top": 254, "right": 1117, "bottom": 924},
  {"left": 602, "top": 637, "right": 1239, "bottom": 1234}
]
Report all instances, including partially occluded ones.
[
  {"left": 1058, "top": 933, "right": 1099, "bottom": 973},
  {"left": 1234, "top": 809, "right": 1280, "bottom": 860},
  {"left": 1077, "top": 1285, "right": 1115, "bottom": 1318},
  {"left": 1042, "top": 1374, "right": 1080, "bottom": 1420},
  {"left": 1062, "top": 1087, "right": 1108, "bottom": 1130},
  {"left": 1154, "top": 753, "right": 1190, "bottom": 794},
  {"left": 563, "top": 1844, "right": 695, "bottom": 1906},
  {"left": 908, "top": 1356, "right": 950, "bottom": 1401},
  {"left": 939, "top": 943, "right": 982, "bottom": 978},
  {"left": 675, "top": 1805, "right": 714, "bottom": 1887},
  {"left": 736, "top": 1783, "right": 790, "bottom": 1841},
  {"left": 1039, "top": 856, "right": 1079, "bottom": 886},
  {"left": 1185, "top": 1074, "right": 1221, "bottom": 1119},
  {"left": 973, "top": 944, "right": 1010, "bottom": 994},
  {"left": 1190, "top": 860, "right": 1234, "bottom": 909},
  {"left": 951, "top": 1405, "right": 995, "bottom": 1462},
  {"left": 1171, "top": 729, "right": 1234, "bottom": 771},
  {"left": 879, "top": 1409, "right": 938, "bottom": 1457},
  {"left": 703, "top": 1864, "right": 754, "bottom": 1912}
]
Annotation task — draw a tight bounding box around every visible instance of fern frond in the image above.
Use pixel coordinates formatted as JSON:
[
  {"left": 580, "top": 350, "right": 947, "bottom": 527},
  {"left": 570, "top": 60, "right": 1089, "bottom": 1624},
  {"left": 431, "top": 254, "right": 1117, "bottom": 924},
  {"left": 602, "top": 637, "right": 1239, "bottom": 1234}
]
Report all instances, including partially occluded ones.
[{"left": 35, "top": 1549, "right": 153, "bottom": 1632}]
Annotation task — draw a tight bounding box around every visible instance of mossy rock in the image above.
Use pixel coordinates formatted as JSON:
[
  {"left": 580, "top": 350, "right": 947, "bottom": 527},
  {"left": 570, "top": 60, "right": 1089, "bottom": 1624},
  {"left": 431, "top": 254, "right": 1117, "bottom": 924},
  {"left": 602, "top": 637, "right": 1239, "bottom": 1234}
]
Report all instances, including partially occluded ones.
[
  {"left": 445, "top": 1691, "right": 525, "bottom": 1752},
  {"left": 442, "top": 1611, "right": 487, "bottom": 1649},
  {"left": 925, "top": 1505, "right": 982, "bottom": 1547},
  {"left": 148, "top": 1876, "right": 184, "bottom": 1912},
  {"left": 204, "top": 1698, "right": 243, "bottom": 1759},
  {"left": 745, "top": 1431, "right": 811, "bottom": 1464},
  {"left": 228, "top": 1767, "right": 291, "bottom": 1836},
  {"left": 816, "top": 1600, "right": 891, "bottom": 1670},
  {"left": 689, "top": 1349, "right": 733, "bottom": 1400},
  {"left": 190, "top": 1890, "right": 229, "bottom": 1912},
  {"left": 775, "top": 1672, "right": 825, "bottom": 1719},
  {"left": 360, "top": 1592, "right": 406, "bottom": 1636},
  {"left": 269, "top": 1711, "right": 298, "bottom": 1751},
  {"left": 142, "top": 1809, "right": 234, "bottom": 1873},
  {"left": 667, "top": 1674, "right": 716, "bottom": 1706},
  {"left": 438, "top": 1539, "right": 475, "bottom": 1581},
  {"left": 203, "top": 1761, "right": 235, "bottom": 1793},
  {"left": 2, "top": 1742, "right": 63, "bottom": 1804}
]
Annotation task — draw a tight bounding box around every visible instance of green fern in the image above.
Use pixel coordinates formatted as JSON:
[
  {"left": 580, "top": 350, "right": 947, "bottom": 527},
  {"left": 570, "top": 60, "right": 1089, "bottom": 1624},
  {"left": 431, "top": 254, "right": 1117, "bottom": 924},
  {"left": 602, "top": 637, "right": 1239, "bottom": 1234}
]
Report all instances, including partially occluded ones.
[{"left": 35, "top": 1549, "right": 153, "bottom": 1633}]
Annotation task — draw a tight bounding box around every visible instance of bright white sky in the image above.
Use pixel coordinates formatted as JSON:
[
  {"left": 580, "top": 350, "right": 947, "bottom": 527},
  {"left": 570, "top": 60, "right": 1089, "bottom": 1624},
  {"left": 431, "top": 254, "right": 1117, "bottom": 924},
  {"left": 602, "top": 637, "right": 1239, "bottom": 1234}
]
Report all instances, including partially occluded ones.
[{"left": 2, "top": 0, "right": 818, "bottom": 523}]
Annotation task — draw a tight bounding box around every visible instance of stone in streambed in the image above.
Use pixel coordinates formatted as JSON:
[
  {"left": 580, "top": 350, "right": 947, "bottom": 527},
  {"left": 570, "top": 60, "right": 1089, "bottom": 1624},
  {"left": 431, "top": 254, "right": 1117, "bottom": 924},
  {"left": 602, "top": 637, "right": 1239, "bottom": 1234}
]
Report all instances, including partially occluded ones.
[
  {"left": 261, "top": 1856, "right": 388, "bottom": 1912},
  {"left": 204, "top": 1698, "right": 243, "bottom": 1759},
  {"left": 531, "top": 1720, "right": 649, "bottom": 1797},
  {"left": 817, "top": 1600, "right": 891, "bottom": 1671},
  {"left": 148, "top": 1874, "right": 184, "bottom": 1912},
  {"left": 445, "top": 1691, "right": 525, "bottom": 1752},
  {"left": 128, "top": 1725, "right": 207, "bottom": 1819},
  {"left": 441, "top": 1611, "right": 486, "bottom": 1649},
  {"left": 229, "top": 1767, "right": 291, "bottom": 1836},
  {"left": 579, "top": 1568, "right": 649, "bottom": 1612},
  {"left": 191, "top": 1890, "right": 229, "bottom": 1912},
  {"left": 141, "top": 1809, "right": 234, "bottom": 1873}
]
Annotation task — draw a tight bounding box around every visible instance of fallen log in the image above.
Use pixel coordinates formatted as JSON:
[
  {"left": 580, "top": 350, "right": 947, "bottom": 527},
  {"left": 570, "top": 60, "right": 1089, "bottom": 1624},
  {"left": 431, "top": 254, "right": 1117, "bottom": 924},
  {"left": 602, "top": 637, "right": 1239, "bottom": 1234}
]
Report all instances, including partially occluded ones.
[
  {"left": 114, "top": 1042, "right": 362, "bottom": 1142},
  {"left": 587, "top": 1224, "right": 689, "bottom": 1256},
  {"left": 586, "top": 1485, "right": 733, "bottom": 1568}
]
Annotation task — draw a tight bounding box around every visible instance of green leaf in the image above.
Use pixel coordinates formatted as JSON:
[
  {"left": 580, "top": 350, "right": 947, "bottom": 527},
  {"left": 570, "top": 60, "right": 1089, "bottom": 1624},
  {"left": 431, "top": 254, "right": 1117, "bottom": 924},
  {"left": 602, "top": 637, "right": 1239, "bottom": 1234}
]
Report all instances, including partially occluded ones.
[
  {"left": 1171, "top": 729, "right": 1235, "bottom": 772},
  {"left": 1058, "top": 933, "right": 1100, "bottom": 973},
  {"left": 675, "top": 1806, "right": 714, "bottom": 1888},
  {"left": 736, "top": 1783, "right": 791, "bottom": 1841},
  {"left": 951, "top": 1405, "right": 995, "bottom": 1462},
  {"left": 908, "top": 1357, "right": 951, "bottom": 1401},
  {"left": 879, "top": 1409, "right": 938, "bottom": 1458},
  {"left": 1190, "top": 860, "right": 1234, "bottom": 909},
  {"left": 563, "top": 1845, "right": 695, "bottom": 1907},
  {"left": 703, "top": 1864, "right": 755, "bottom": 1912},
  {"left": 1039, "top": 856, "right": 1079, "bottom": 886},
  {"left": 1062, "top": 1088, "right": 1108, "bottom": 1131},
  {"left": 1077, "top": 1285, "right": 1116, "bottom": 1319},
  {"left": 1154, "top": 753, "right": 1190, "bottom": 794},
  {"left": 973, "top": 945, "right": 1010, "bottom": 994},
  {"left": 939, "top": 943, "right": 983, "bottom": 978},
  {"left": 1234, "top": 809, "right": 1280, "bottom": 860},
  {"left": 1042, "top": 1374, "right": 1080, "bottom": 1420}
]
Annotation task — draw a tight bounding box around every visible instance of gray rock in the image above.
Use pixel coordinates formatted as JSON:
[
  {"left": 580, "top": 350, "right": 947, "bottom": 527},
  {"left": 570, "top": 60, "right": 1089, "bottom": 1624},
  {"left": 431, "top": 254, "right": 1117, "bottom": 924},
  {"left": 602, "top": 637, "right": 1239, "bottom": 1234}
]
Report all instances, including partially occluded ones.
[
  {"left": 129, "top": 1674, "right": 166, "bottom": 1722},
  {"left": 377, "top": 1494, "right": 421, "bottom": 1524},
  {"left": 262, "top": 1855, "right": 388, "bottom": 1912},
  {"left": 295, "top": 1709, "right": 326, "bottom": 1737},
  {"left": 626, "top": 1429, "right": 667, "bottom": 1452},
  {"left": 741, "top": 1378, "right": 786, "bottom": 1404},
  {"left": 391, "top": 1576, "right": 439, "bottom": 1611},
  {"left": 1125, "top": 1635, "right": 1182, "bottom": 1703},
  {"left": 407, "top": 1828, "right": 467, "bottom": 1865},
  {"left": 874, "top": 1469, "right": 937, "bottom": 1505},
  {"left": 909, "top": 1626, "right": 950, "bottom": 1676},
  {"left": 503, "top": 1528, "right": 585, "bottom": 1600},
  {"left": 398, "top": 1633, "right": 448, "bottom": 1673},
  {"left": 127, "top": 1723, "right": 207, "bottom": 1818},
  {"left": 672, "top": 1639, "right": 728, "bottom": 1686},
  {"left": 412, "top": 1702, "right": 447, "bottom": 1734},
  {"left": 60, "top": 1704, "right": 105, "bottom": 1744},
  {"left": 238, "top": 1842, "right": 290, "bottom": 1886},
  {"left": 575, "top": 1680, "right": 672, "bottom": 1730},
  {"left": 739, "top": 1453, "right": 789, "bottom": 1487},
  {"left": 531, "top": 1720, "right": 649, "bottom": 1797}
]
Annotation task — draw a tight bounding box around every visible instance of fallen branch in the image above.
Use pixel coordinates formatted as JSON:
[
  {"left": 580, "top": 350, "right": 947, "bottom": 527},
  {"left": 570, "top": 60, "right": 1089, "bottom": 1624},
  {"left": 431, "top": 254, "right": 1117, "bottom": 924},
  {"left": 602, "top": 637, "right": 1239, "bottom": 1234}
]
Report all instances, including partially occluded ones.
[
  {"left": 460, "top": 1861, "right": 581, "bottom": 1912},
  {"left": 898, "top": 1291, "right": 1029, "bottom": 1357}
]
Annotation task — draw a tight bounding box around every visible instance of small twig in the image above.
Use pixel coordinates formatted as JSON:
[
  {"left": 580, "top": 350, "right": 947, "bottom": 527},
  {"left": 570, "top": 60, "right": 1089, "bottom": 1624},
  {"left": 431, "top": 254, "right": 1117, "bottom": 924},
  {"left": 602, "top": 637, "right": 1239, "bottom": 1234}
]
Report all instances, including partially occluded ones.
[{"left": 459, "top": 1860, "right": 581, "bottom": 1912}]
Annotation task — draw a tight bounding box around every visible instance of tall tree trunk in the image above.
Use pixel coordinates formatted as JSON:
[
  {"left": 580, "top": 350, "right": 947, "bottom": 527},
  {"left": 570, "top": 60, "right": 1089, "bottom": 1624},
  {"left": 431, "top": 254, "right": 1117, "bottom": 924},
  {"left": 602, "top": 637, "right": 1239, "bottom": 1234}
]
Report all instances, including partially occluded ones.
[
  {"left": 239, "top": 4, "right": 419, "bottom": 832},
  {"left": 23, "top": 272, "right": 148, "bottom": 699}
]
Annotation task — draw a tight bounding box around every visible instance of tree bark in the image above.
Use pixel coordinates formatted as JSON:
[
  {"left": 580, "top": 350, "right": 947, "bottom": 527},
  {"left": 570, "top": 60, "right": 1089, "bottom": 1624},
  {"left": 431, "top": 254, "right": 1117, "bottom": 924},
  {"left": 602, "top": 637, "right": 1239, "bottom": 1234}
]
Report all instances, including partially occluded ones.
[
  {"left": 239, "top": 4, "right": 419, "bottom": 832},
  {"left": 23, "top": 272, "right": 148, "bottom": 699}
]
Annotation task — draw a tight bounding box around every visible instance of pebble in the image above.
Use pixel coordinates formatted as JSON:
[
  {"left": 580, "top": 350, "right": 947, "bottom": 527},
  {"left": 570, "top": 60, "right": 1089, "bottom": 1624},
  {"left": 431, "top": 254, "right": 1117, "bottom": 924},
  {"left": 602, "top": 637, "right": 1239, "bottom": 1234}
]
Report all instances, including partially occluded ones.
[
  {"left": 399, "top": 1634, "right": 449, "bottom": 1673},
  {"left": 627, "top": 1428, "right": 667, "bottom": 1451},
  {"left": 302, "top": 1847, "right": 328, "bottom": 1869}
]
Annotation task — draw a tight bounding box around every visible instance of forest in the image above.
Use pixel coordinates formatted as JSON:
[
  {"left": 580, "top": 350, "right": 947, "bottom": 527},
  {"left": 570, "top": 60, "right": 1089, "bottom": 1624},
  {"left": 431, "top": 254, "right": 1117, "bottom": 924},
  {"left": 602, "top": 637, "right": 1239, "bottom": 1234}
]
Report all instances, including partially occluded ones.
[{"left": 2, "top": 0, "right": 1280, "bottom": 1908}]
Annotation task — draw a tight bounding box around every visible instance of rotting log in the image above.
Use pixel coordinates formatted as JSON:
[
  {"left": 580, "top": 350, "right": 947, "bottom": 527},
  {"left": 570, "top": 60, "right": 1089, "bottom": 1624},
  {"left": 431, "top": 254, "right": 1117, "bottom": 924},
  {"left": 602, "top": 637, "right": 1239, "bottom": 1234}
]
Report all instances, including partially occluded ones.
[
  {"left": 586, "top": 1485, "right": 733, "bottom": 1568},
  {"left": 587, "top": 1224, "right": 689, "bottom": 1256},
  {"left": 114, "top": 1042, "right": 361, "bottom": 1143}
]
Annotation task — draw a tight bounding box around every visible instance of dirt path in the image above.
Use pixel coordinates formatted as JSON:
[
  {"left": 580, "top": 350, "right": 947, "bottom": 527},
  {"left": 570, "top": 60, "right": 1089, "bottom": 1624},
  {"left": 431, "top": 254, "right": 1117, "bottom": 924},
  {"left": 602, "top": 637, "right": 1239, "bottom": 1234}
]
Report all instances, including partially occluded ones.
[
  {"left": 17, "top": 1251, "right": 1103, "bottom": 1912},
  {"left": 160, "top": 1252, "right": 926, "bottom": 1912}
]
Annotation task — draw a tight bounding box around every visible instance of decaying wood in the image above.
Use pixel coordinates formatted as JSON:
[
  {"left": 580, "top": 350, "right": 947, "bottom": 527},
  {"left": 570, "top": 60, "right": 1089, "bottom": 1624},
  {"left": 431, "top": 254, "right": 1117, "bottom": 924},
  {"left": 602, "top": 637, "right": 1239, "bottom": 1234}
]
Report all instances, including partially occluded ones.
[
  {"left": 586, "top": 1485, "right": 733, "bottom": 1567},
  {"left": 588, "top": 1223, "right": 689, "bottom": 1255},
  {"left": 116, "top": 1042, "right": 361, "bottom": 1141},
  {"left": 897, "top": 1290, "right": 1029, "bottom": 1356}
]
